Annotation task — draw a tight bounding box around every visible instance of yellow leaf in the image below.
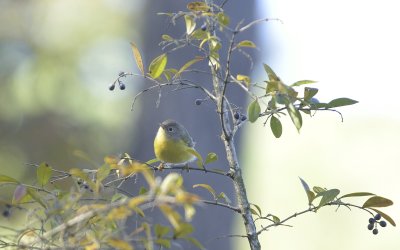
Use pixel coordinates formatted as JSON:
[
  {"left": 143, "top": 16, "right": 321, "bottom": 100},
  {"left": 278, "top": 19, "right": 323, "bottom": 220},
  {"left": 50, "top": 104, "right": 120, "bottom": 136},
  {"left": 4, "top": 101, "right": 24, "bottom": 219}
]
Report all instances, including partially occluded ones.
[
  {"left": 107, "top": 206, "right": 132, "bottom": 221},
  {"left": 107, "top": 238, "right": 134, "bottom": 250},
  {"left": 236, "top": 74, "right": 251, "bottom": 87},
  {"left": 187, "top": 2, "right": 210, "bottom": 12},
  {"left": 236, "top": 40, "right": 257, "bottom": 48},
  {"left": 128, "top": 195, "right": 148, "bottom": 208},
  {"left": 130, "top": 42, "right": 144, "bottom": 75},
  {"left": 148, "top": 53, "right": 167, "bottom": 79},
  {"left": 175, "top": 56, "right": 203, "bottom": 77}
]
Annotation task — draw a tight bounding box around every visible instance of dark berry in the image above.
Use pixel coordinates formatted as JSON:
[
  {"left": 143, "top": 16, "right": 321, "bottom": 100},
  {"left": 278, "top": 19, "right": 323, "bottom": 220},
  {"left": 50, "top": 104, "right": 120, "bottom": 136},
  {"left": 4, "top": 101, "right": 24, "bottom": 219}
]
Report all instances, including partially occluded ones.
[
  {"left": 109, "top": 84, "right": 115, "bottom": 91},
  {"left": 201, "top": 23, "right": 207, "bottom": 31},
  {"left": 368, "top": 218, "right": 375, "bottom": 224},
  {"left": 367, "top": 223, "right": 374, "bottom": 230},
  {"left": 374, "top": 213, "right": 382, "bottom": 220},
  {"left": 119, "top": 83, "right": 126, "bottom": 90},
  {"left": 195, "top": 99, "right": 202, "bottom": 105},
  {"left": 372, "top": 228, "right": 379, "bottom": 235},
  {"left": 2, "top": 210, "right": 10, "bottom": 218},
  {"left": 379, "top": 220, "right": 387, "bottom": 227},
  {"left": 234, "top": 112, "right": 240, "bottom": 120},
  {"left": 83, "top": 184, "right": 89, "bottom": 189},
  {"left": 241, "top": 115, "right": 247, "bottom": 121}
]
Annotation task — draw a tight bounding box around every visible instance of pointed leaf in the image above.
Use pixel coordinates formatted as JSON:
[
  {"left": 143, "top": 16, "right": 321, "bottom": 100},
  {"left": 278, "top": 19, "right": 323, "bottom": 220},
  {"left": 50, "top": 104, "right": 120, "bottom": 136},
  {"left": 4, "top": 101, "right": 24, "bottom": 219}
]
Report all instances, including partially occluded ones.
[
  {"left": 173, "top": 223, "right": 193, "bottom": 238},
  {"left": 248, "top": 99, "right": 261, "bottom": 123},
  {"left": 155, "top": 224, "right": 170, "bottom": 238},
  {"left": 217, "top": 192, "right": 231, "bottom": 204},
  {"left": 184, "top": 15, "right": 196, "bottom": 35},
  {"left": 146, "top": 158, "right": 160, "bottom": 165},
  {"left": 205, "top": 152, "right": 218, "bottom": 164},
  {"left": 328, "top": 98, "right": 358, "bottom": 108},
  {"left": 270, "top": 116, "right": 282, "bottom": 138},
  {"left": 130, "top": 42, "right": 144, "bottom": 75},
  {"left": 263, "top": 64, "right": 279, "bottom": 81},
  {"left": 369, "top": 208, "right": 396, "bottom": 227},
  {"left": 290, "top": 80, "right": 317, "bottom": 87},
  {"left": 176, "top": 56, "right": 203, "bottom": 77},
  {"left": 304, "top": 87, "right": 319, "bottom": 101},
  {"left": 236, "top": 40, "right": 256, "bottom": 48},
  {"left": 251, "top": 204, "right": 262, "bottom": 217},
  {"left": 12, "top": 185, "right": 27, "bottom": 204},
  {"left": 149, "top": 53, "right": 168, "bottom": 79},
  {"left": 217, "top": 12, "right": 230, "bottom": 27},
  {"left": 286, "top": 102, "right": 302, "bottom": 132},
  {"left": 96, "top": 164, "right": 111, "bottom": 183},
  {"left": 317, "top": 189, "right": 340, "bottom": 208},
  {"left": 299, "top": 177, "right": 315, "bottom": 205},
  {"left": 161, "top": 34, "right": 173, "bottom": 41},
  {"left": 339, "top": 192, "right": 375, "bottom": 199},
  {"left": 0, "top": 174, "right": 19, "bottom": 184},
  {"left": 313, "top": 186, "right": 326, "bottom": 193},
  {"left": 362, "top": 196, "right": 393, "bottom": 208},
  {"left": 37, "top": 162, "right": 52, "bottom": 186},
  {"left": 193, "top": 184, "right": 216, "bottom": 200},
  {"left": 236, "top": 74, "right": 251, "bottom": 87},
  {"left": 186, "top": 148, "right": 204, "bottom": 169}
]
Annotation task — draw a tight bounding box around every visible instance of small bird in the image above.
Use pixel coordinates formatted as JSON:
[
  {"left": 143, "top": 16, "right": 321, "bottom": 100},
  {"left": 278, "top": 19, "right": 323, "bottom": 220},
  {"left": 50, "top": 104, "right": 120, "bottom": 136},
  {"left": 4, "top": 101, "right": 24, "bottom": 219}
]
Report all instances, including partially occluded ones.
[{"left": 154, "top": 119, "right": 196, "bottom": 165}]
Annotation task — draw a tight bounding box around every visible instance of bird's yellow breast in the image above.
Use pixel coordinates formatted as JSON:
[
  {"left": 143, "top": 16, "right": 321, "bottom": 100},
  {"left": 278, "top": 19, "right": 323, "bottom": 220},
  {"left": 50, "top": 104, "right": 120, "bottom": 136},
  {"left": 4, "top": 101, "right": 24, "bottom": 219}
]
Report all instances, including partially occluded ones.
[{"left": 154, "top": 127, "right": 195, "bottom": 164}]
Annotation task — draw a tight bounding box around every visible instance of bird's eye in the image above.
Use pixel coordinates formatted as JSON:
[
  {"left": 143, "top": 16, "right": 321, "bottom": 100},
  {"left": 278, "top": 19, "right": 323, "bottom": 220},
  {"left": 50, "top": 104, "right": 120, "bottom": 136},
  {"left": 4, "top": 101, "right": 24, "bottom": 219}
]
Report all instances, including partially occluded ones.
[{"left": 168, "top": 127, "right": 174, "bottom": 132}]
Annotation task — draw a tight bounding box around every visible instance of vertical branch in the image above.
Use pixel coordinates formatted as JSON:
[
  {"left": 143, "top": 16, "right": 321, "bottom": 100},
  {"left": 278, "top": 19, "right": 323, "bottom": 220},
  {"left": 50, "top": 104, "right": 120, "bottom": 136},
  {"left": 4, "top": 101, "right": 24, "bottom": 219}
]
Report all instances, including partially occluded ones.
[{"left": 205, "top": 0, "right": 261, "bottom": 249}]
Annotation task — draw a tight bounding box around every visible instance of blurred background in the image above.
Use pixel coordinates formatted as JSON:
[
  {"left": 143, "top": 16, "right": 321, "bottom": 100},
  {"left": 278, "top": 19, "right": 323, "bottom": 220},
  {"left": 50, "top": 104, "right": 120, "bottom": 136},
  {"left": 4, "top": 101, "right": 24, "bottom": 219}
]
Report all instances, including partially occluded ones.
[{"left": 0, "top": 0, "right": 398, "bottom": 249}]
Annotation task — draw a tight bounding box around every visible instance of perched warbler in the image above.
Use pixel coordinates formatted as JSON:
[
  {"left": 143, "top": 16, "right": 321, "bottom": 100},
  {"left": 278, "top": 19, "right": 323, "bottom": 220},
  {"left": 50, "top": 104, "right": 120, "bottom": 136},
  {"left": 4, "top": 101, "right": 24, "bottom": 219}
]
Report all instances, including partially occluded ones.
[{"left": 154, "top": 119, "right": 196, "bottom": 164}]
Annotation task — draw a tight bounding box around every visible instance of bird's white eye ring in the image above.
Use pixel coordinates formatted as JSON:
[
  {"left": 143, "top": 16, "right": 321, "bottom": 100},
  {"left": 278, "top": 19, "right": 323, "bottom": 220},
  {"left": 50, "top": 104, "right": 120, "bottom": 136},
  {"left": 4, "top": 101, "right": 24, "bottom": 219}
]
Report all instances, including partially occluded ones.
[{"left": 168, "top": 127, "right": 174, "bottom": 132}]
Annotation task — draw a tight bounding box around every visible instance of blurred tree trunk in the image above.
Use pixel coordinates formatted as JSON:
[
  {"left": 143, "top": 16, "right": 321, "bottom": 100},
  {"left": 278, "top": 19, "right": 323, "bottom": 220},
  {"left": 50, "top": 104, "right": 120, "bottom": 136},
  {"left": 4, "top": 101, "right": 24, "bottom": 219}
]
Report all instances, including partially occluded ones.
[{"left": 128, "top": 0, "right": 257, "bottom": 248}]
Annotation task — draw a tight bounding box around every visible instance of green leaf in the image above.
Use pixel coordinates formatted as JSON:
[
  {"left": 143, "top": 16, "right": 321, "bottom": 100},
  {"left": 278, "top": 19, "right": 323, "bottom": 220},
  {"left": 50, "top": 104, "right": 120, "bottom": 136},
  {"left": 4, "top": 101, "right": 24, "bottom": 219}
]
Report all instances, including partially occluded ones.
[
  {"left": 187, "top": 2, "right": 210, "bottom": 12},
  {"left": 193, "top": 184, "right": 216, "bottom": 200},
  {"left": 236, "top": 74, "right": 251, "bottom": 87},
  {"left": 186, "top": 148, "right": 204, "bottom": 169},
  {"left": 250, "top": 208, "right": 259, "bottom": 216},
  {"left": 369, "top": 208, "right": 396, "bottom": 227},
  {"left": 175, "top": 56, "right": 203, "bottom": 77},
  {"left": 205, "top": 152, "right": 218, "bottom": 164},
  {"left": 263, "top": 63, "right": 279, "bottom": 82},
  {"left": 27, "top": 188, "right": 46, "bottom": 208},
  {"left": 362, "top": 196, "right": 394, "bottom": 208},
  {"left": 0, "top": 174, "right": 19, "bottom": 184},
  {"left": 251, "top": 204, "right": 262, "bottom": 217},
  {"left": 328, "top": 98, "right": 358, "bottom": 108},
  {"left": 185, "top": 237, "right": 205, "bottom": 250},
  {"left": 149, "top": 53, "right": 168, "bottom": 79},
  {"left": 184, "top": 15, "right": 196, "bottom": 35},
  {"left": 155, "top": 238, "right": 171, "bottom": 248},
  {"left": 146, "top": 158, "right": 160, "bottom": 165},
  {"left": 339, "top": 192, "right": 375, "bottom": 199},
  {"left": 317, "top": 189, "right": 340, "bottom": 208},
  {"left": 139, "top": 186, "right": 148, "bottom": 195},
  {"left": 217, "top": 12, "right": 230, "bottom": 27},
  {"left": 161, "top": 34, "right": 173, "bottom": 41},
  {"left": 247, "top": 99, "right": 261, "bottom": 123},
  {"left": 130, "top": 42, "right": 145, "bottom": 75},
  {"left": 270, "top": 215, "right": 280, "bottom": 223},
  {"left": 286, "top": 102, "right": 302, "bottom": 132},
  {"left": 173, "top": 223, "right": 193, "bottom": 238},
  {"left": 96, "top": 164, "right": 111, "bottom": 183},
  {"left": 37, "top": 162, "right": 52, "bottom": 186},
  {"left": 290, "top": 80, "right": 317, "bottom": 87},
  {"left": 236, "top": 40, "right": 256, "bottom": 48},
  {"left": 299, "top": 177, "right": 315, "bottom": 205},
  {"left": 217, "top": 192, "right": 231, "bottom": 204},
  {"left": 270, "top": 116, "right": 282, "bottom": 138},
  {"left": 304, "top": 87, "right": 319, "bottom": 101},
  {"left": 313, "top": 186, "right": 326, "bottom": 193},
  {"left": 155, "top": 224, "right": 170, "bottom": 238}
]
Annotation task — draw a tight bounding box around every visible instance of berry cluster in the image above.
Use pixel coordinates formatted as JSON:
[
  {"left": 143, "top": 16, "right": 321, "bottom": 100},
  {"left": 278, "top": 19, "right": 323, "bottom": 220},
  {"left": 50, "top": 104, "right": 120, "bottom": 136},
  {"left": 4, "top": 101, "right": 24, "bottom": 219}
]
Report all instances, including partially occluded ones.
[
  {"left": 234, "top": 112, "right": 247, "bottom": 122},
  {"left": 367, "top": 213, "right": 387, "bottom": 235},
  {"left": 109, "top": 72, "right": 127, "bottom": 91},
  {"left": 2, "top": 204, "right": 12, "bottom": 218}
]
